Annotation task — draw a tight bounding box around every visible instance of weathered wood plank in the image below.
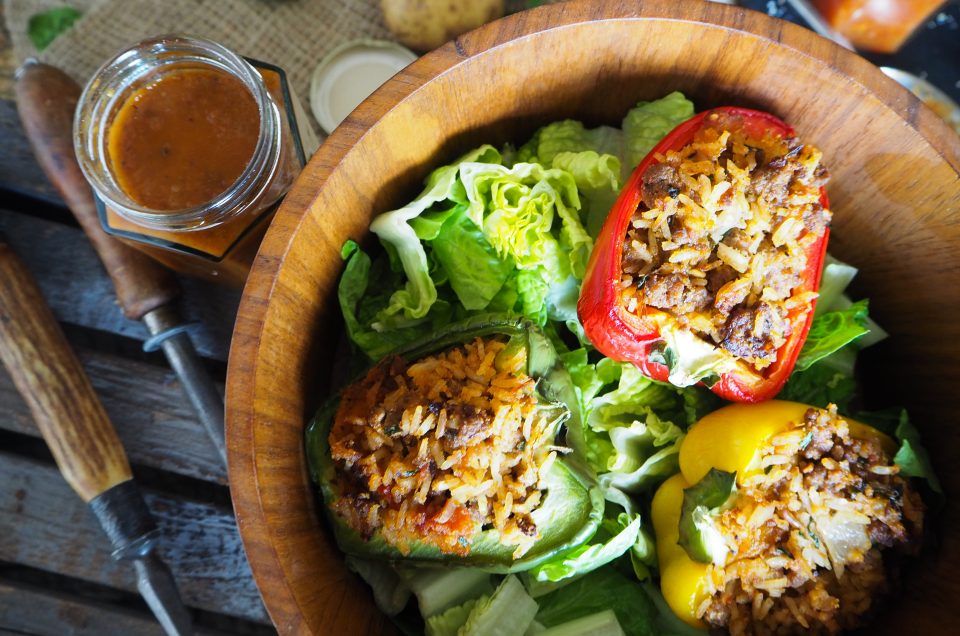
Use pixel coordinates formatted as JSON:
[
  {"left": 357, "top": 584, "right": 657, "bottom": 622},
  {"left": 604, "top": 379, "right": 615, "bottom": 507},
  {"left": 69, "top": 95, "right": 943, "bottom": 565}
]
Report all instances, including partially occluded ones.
[
  {"left": 0, "top": 346, "right": 226, "bottom": 484},
  {"left": 0, "top": 209, "right": 240, "bottom": 361},
  {"left": 0, "top": 579, "right": 233, "bottom": 636},
  {"left": 0, "top": 99, "right": 61, "bottom": 204},
  {"left": 0, "top": 453, "right": 268, "bottom": 624}
]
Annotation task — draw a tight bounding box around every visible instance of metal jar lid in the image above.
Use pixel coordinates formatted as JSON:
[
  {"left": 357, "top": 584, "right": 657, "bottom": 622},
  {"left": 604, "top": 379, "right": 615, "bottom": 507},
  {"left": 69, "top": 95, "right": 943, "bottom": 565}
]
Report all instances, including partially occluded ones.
[{"left": 310, "top": 39, "right": 417, "bottom": 135}]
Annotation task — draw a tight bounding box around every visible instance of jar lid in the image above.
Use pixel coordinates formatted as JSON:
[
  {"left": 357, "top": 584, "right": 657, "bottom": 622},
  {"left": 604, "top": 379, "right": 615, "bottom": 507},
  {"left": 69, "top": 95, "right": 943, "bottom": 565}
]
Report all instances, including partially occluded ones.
[{"left": 310, "top": 39, "right": 417, "bottom": 135}]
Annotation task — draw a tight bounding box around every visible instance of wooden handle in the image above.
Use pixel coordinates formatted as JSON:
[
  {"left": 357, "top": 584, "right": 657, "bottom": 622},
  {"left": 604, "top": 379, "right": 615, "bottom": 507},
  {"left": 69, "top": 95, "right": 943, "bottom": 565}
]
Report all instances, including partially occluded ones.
[
  {"left": 0, "top": 242, "right": 132, "bottom": 502},
  {"left": 14, "top": 61, "right": 181, "bottom": 321}
]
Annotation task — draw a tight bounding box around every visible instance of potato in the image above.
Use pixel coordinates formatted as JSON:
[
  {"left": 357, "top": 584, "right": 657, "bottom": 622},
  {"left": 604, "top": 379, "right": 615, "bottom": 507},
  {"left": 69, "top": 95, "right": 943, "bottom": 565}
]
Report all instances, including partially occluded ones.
[{"left": 381, "top": 0, "right": 506, "bottom": 52}]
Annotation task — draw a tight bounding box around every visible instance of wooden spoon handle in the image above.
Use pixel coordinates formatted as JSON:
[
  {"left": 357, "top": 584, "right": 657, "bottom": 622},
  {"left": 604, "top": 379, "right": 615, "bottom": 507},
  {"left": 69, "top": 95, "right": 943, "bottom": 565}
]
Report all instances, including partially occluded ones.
[
  {"left": 14, "top": 60, "right": 181, "bottom": 321},
  {"left": 0, "top": 242, "right": 132, "bottom": 502}
]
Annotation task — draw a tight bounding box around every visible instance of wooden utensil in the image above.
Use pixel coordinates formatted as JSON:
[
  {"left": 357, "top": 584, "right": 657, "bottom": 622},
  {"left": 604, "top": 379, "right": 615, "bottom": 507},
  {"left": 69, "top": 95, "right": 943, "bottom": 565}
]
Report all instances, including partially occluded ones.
[
  {"left": 225, "top": 0, "right": 960, "bottom": 633},
  {"left": 14, "top": 60, "right": 227, "bottom": 466},
  {"left": 0, "top": 241, "right": 194, "bottom": 636}
]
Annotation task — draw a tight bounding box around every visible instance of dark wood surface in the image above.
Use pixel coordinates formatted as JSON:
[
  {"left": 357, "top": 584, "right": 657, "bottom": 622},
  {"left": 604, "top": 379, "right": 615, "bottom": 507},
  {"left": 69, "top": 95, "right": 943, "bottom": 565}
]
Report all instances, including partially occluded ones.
[
  {"left": 0, "top": 580, "right": 230, "bottom": 636},
  {"left": 0, "top": 453, "right": 266, "bottom": 622},
  {"left": 0, "top": 5, "right": 271, "bottom": 633},
  {"left": 0, "top": 345, "right": 228, "bottom": 484},
  {"left": 227, "top": 0, "right": 960, "bottom": 635}
]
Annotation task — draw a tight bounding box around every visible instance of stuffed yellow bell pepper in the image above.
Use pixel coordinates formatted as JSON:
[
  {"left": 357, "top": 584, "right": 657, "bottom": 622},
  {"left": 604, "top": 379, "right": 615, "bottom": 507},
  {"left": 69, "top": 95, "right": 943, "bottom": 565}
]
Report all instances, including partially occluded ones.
[{"left": 651, "top": 401, "right": 924, "bottom": 634}]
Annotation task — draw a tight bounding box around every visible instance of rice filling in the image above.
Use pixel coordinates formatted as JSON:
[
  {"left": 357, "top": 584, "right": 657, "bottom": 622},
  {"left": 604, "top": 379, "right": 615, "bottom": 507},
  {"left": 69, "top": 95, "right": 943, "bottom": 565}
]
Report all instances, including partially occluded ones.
[
  {"left": 328, "top": 337, "right": 563, "bottom": 558},
  {"left": 621, "top": 112, "right": 831, "bottom": 370},
  {"left": 698, "top": 406, "right": 924, "bottom": 635}
]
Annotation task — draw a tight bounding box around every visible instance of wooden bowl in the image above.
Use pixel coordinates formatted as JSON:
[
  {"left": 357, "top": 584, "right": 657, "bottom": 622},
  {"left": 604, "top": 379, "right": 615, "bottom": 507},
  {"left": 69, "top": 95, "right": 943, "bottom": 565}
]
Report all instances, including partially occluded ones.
[{"left": 226, "top": 1, "right": 960, "bottom": 633}]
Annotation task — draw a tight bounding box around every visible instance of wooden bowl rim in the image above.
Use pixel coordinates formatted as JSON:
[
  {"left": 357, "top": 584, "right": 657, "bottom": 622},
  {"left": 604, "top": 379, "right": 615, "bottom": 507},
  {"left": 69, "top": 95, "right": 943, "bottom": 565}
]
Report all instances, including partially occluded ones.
[{"left": 225, "top": 0, "right": 960, "bottom": 630}]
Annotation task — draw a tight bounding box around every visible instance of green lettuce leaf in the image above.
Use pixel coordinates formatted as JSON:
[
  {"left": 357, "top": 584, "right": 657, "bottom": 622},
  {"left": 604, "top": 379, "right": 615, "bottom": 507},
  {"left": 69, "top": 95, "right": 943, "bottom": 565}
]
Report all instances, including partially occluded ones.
[
  {"left": 369, "top": 145, "right": 501, "bottom": 327},
  {"left": 432, "top": 206, "right": 513, "bottom": 310},
  {"left": 459, "top": 161, "right": 591, "bottom": 281},
  {"left": 596, "top": 409, "right": 685, "bottom": 494},
  {"left": 778, "top": 355, "right": 857, "bottom": 412},
  {"left": 641, "top": 582, "right": 706, "bottom": 636},
  {"left": 794, "top": 300, "right": 870, "bottom": 372},
  {"left": 425, "top": 599, "right": 478, "bottom": 636},
  {"left": 338, "top": 241, "right": 444, "bottom": 360},
  {"left": 815, "top": 256, "right": 859, "bottom": 315},
  {"left": 856, "top": 409, "right": 942, "bottom": 497},
  {"left": 559, "top": 348, "right": 620, "bottom": 410},
  {"left": 521, "top": 120, "right": 624, "bottom": 166},
  {"left": 567, "top": 359, "right": 716, "bottom": 493},
  {"left": 550, "top": 151, "right": 620, "bottom": 193},
  {"left": 28, "top": 6, "right": 82, "bottom": 51},
  {"left": 528, "top": 512, "right": 642, "bottom": 585},
  {"left": 892, "top": 410, "right": 942, "bottom": 493},
  {"left": 344, "top": 556, "right": 410, "bottom": 616},
  {"left": 550, "top": 150, "right": 622, "bottom": 240},
  {"left": 815, "top": 255, "right": 888, "bottom": 348},
  {"left": 622, "top": 92, "right": 695, "bottom": 169},
  {"left": 534, "top": 568, "right": 657, "bottom": 636},
  {"left": 409, "top": 203, "right": 463, "bottom": 241},
  {"left": 458, "top": 575, "right": 538, "bottom": 636},
  {"left": 678, "top": 468, "right": 737, "bottom": 564},
  {"left": 545, "top": 276, "right": 593, "bottom": 346},
  {"left": 590, "top": 364, "right": 687, "bottom": 422}
]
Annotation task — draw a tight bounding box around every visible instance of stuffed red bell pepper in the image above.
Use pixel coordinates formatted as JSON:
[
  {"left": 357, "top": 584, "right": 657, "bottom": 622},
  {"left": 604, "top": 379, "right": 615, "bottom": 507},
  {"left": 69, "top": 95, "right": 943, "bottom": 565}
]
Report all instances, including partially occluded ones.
[{"left": 578, "top": 107, "right": 830, "bottom": 403}]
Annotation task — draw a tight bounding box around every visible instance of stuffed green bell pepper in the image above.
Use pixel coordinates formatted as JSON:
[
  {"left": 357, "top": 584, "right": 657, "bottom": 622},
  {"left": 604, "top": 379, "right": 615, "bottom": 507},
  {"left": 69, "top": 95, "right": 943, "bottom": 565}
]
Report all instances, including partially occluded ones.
[{"left": 305, "top": 315, "right": 604, "bottom": 572}]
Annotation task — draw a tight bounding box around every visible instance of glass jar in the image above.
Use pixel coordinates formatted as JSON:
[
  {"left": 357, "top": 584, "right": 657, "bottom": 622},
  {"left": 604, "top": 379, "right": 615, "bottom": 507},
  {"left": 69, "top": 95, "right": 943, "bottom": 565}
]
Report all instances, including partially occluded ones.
[{"left": 74, "top": 34, "right": 317, "bottom": 286}]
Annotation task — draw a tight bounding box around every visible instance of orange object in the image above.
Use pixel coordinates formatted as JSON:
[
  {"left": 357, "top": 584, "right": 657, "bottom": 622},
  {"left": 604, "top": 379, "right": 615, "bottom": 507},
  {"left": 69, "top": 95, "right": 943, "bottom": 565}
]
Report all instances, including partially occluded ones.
[
  {"left": 75, "top": 35, "right": 312, "bottom": 286},
  {"left": 107, "top": 68, "right": 260, "bottom": 211},
  {"left": 811, "top": 0, "right": 945, "bottom": 53}
]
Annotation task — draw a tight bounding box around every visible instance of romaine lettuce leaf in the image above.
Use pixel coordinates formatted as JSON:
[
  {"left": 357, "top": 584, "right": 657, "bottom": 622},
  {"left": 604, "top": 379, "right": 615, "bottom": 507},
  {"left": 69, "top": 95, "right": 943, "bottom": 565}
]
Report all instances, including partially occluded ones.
[
  {"left": 545, "top": 276, "right": 590, "bottom": 345},
  {"left": 369, "top": 145, "right": 501, "bottom": 327},
  {"left": 338, "top": 241, "right": 446, "bottom": 360},
  {"left": 458, "top": 575, "right": 538, "bottom": 636},
  {"left": 432, "top": 206, "right": 513, "bottom": 310},
  {"left": 426, "top": 599, "right": 478, "bottom": 636},
  {"left": 641, "top": 582, "right": 705, "bottom": 636},
  {"left": 815, "top": 256, "right": 859, "bottom": 315},
  {"left": 678, "top": 468, "right": 736, "bottom": 564},
  {"left": 892, "top": 410, "right": 942, "bottom": 493},
  {"left": 794, "top": 299, "right": 870, "bottom": 372},
  {"left": 597, "top": 413, "right": 685, "bottom": 494},
  {"left": 562, "top": 358, "right": 716, "bottom": 493},
  {"left": 344, "top": 556, "right": 411, "bottom": 616},
  {"left": 549, "top": 150, "right": 622, "bottom": 240},
  {"left": 520, "top": 120, "right": 624, "bottom": 166},
  {"left": 622, "top": 92, "right": 695, "bottom": 169},
  {"left": 534, "top": 568, "right": 657, "bottom": 636},
  {"left": 778, "top": 354, "right": 857, "bottom": 412},
  {"left": 815, "top": 255, "right": 888, "bottom": 347},
  {"left": 550, "top": 151, "right": 620, "bottom": 193},
  {"left": 855, "top": 410, "right": 942, "bottom": 497},
  {"left": 559, "top": 348, "right": 617, "bottom": 409},
  {"left": 458, "top": 161, "right": 591, "bottom": 281},
  {"left": 528, "top": 512, "right": 642, "bottom": 585}
]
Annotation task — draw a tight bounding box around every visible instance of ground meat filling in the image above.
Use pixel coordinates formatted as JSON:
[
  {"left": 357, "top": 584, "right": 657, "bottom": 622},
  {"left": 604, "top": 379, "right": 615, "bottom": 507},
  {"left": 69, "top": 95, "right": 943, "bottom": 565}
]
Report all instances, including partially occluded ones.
[
  {"left": 698, "top": 406, "right": 924, "bottom": 636},
  {"left": 720, "top": 303, "right": 791, "bottom": 365},
  {"left": 327, "top": 337, "right": 564, "bottom": 558},
  {"left": 620, "top": 112, "right": 831, "bottom": 371}
]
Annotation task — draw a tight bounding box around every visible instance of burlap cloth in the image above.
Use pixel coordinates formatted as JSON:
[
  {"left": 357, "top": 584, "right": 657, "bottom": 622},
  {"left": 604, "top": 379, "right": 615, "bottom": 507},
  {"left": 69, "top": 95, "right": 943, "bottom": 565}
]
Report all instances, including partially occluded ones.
[{"left": 4, "top": 0, "right": 540, "bottom": 137}]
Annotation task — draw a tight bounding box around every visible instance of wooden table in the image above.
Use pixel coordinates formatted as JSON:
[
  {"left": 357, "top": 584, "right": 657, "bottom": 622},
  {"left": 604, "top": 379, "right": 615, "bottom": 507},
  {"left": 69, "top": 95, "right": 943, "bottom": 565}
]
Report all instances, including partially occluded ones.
[{"left": 0, "top": 7, "right": 274, "bottom": 635}]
